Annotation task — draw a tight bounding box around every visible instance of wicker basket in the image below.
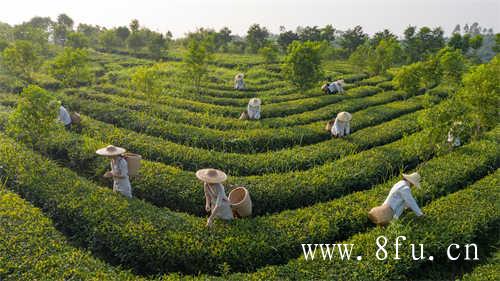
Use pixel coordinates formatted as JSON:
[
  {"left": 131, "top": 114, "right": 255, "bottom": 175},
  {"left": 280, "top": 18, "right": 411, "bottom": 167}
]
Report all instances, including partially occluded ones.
[
  {"left": 229, "top": 186, "right": 252, "bottom": 217},
  {"left": 70, "top": 112, "right": 81, "bottom": 124},
  {"left": 123, "top": 153, "right": 142, "bottom": 177},
  {"left": 368, "top": 204, "right": 394, "bottom": 226}
]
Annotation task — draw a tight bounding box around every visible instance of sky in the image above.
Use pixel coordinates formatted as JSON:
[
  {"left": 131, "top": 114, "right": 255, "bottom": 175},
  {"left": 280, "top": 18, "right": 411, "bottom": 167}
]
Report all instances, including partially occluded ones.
[{"left": 1, "top": 0, "right": 499, "bottom": 38}]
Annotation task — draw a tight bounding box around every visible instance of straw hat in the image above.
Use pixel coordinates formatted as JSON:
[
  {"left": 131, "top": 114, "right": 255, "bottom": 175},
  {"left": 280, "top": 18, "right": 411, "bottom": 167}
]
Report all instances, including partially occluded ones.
[
  {"left": 336, "top": 111, "right": 352, "bottom": 122},
  {"left": 248, "top": 98, "right": 261, "bottom": 107},
  {"left": 196, "top": 168, "right": 227, "bottom": 183},
  {"left": 96, "top": 145, "right": 126, "bottom": 156},
  {"left": 403, "top": 172, "right": 421, "bottom": 188},
  {"left": 235, "top": 73, "right": 244, "bottom": 80}
]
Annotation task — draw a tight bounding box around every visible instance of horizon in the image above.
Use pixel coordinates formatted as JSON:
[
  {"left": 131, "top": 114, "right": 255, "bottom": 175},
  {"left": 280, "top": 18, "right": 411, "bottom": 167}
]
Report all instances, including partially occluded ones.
[{"left": 1, "top": 0, "right": 499, "bottom": 38}]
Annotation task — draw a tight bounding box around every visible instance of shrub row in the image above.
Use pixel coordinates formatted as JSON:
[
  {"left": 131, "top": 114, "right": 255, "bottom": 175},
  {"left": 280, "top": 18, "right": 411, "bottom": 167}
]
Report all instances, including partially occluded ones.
[
  {"left": 461, "top": 250, "right": 500, "bottom": 281},
  {"left": 81, "top": 84, "right": 384, "bottom": 130},
  {"left": 0, "top": 129, "right": 497, "bottom": 276},
  {"left": 59, "top": 88, "right": 425, "bottom": 153},
  {"left": 215, "top": 168, "right": 500, "bottom": 280},
  {"left": 76, "top": 100, "right": 427, "bottom": 176},
  {"left": 0, "top": 189, "right": 143, "bottom": 281}
]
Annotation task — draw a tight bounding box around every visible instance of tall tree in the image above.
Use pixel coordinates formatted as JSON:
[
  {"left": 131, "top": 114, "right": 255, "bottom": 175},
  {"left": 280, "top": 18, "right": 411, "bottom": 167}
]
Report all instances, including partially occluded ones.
[
  {"left": 53, "top": 14, "right": 74, "bottom": 45},
  {"left": 48, "top": 47, "right": 94, "bottom": 87},
  {"left": 278, "top": 29, "right": 299, "bottom": 52},
  {"left": 184, "top": 38, "right": 212, "bottom": 92},
  {"left": 340, "top": 25, "right": 368, "bottom": 54},
  {"left": 246, "top": 24, "right": 269, "bottom": 53},
  {"left": 115, "top": 26, "right": 131, "bottom": 43}
]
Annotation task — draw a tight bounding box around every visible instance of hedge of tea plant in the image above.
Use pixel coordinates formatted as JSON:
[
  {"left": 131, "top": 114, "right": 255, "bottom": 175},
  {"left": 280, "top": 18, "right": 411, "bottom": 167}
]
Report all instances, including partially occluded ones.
[{"left": 0, "top": 129, "right": 497, "bottom": 276}]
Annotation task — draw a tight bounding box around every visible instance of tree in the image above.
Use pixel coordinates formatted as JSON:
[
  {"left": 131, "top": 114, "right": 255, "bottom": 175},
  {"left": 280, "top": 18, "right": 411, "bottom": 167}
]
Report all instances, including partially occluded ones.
[
  {"left": 393, "top": 62, "right": 424, "bottom": 96},
  {"left": 126, "top": 32, "right": 145, "bottom": 53},
  {"left": 215, "top": 27, "right": 232, "bottom": 51},
  {"left": 418, "top": 55, "right": 499, "bottom": 151},
  {"left": 348, "top": 42, "right": 372, "bottom": 70},
  {"left": 48, "top": 47, "right": 93, "bottom": 87},
  {"left": 1, "top": 40, "right": 41, "bottom": 80},
  {"left": 131, "top": 64, "right": 162, "bottom": 112},
  {"left": 184, "top": 38, "right": 212, "bottom": 92},
  {"left": 77, "top": 23, "right": 101, "bottom": 47},
  {"left": 246, "top": 24, "right": 269, "bottom": 53},
  {"left": 368, "top": 38, "right": 403, "bottom": 75},
  {"left": 99, "top": 29, "right": 121, "bottom": 51},
  {"left": 297, "top": 26, "right": 322, "bottom": 42},
  {"left": 448, "top": 33, "right": 465, "bottom": 51},
  {"left": 282, "top": 41, "right": 323, "bottom": 89},
  {"left": 469, "top": 34, "right": 483, "bottom": 51},
  {"left": 494, "top": 33, "right": 500, "bottom": 53},
  {"left": 148, "top": 33, "right": 167, "bottom": 60},
  {"left": 437, "top": 47, "right": 467, "bottom": 85},
  {"left": 259, "top": 44, "right": 279, "bottom": 64},
  {"left": 12, "top": 23, "right": 49, "bottom": 48},
  {"left": 452, "top": 24, "right": 461, "bottom": 34},
  {"left": 277, "top": 29, "right": 299, "bottom": 52},
  {"left": 320, "top": 25, "right": 336, "bottom": 42},
  {"left": 6, "top": 85, "right": 61, "bottom": 149},
  {"left": 340, "top": 25, "right": 368, "bottom": 54},
  {"left": 129, "top": 19, "right": 140, "bottom": 33},
  {"left": 67, "top": 32, "right": 89, "bottom": 49},
  {"left": 115, "top": 26, "right": 131, "bottom": 43},
  {"left": 53, "top": 14, "right": 74, "bottom": 45},
  {"left": 371, "top": 29, "right": 398, "bottom": 47}
]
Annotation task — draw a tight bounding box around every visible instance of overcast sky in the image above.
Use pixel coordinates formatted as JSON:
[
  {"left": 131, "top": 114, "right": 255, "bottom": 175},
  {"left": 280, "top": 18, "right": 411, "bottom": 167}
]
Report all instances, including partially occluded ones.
[{"left": 1, "top": 0, "right": 499, "bottom": 37}]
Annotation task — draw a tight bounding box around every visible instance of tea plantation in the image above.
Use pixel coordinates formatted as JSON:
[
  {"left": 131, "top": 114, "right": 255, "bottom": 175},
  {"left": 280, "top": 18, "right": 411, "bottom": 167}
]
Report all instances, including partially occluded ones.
[{"left": 0, "top": 49, "right": 498, "bottom": 280}]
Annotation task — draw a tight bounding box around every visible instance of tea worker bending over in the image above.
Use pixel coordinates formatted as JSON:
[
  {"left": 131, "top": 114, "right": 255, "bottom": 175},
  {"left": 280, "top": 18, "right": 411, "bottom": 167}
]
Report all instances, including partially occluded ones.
[
  {"left": 368, "top": 172, "right": 423, "bottom": 226},
  {"left": 331, "top": 111, "right": 352, "bottom": 138}
]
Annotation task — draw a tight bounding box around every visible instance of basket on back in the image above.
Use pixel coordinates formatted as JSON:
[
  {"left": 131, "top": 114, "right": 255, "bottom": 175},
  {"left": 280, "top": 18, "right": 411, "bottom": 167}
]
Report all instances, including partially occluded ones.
[
  {"left": 229, "top": 186, "right": 252, "bottom": 217},
  {"left": 368, "top": 204, "right": 393, "bottom": 226},
  {"left": 70, "top": 112, "right": 81, "bottom": 124},
  {"left": 123, "top": 152, "right": 142, "bottom": 177}
]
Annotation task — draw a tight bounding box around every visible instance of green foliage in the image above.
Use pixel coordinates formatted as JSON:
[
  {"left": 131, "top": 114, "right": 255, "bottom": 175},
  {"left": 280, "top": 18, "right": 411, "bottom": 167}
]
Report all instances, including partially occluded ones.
[
  {"left": 1, "top": 40, "right": 41, "bottom": 80},
  {"left": 184, "top": 38, "right": 212, "bottom": 92},
  {"left": 283, "top": 41, "right": 323, "bottom": 89},
  {"left": 48, "top": 47, "right": 94, "bottom": 87},
  {"left": 364, "top": 38, "right": 403, "bottom": 75},
  {"left": 393, "top": 62, "right": 424, "bottom": 95},
  {"left": 6, "top": 85, "right": 61, "bottom": 148},
  {"left": 403, "top": 26, "right": 445, "bottom": 62},
  {"left": 418, "top": 55, "right": 499, "bottom": 152},
  {"left": 340, "top": 25, "right": 368, "bottom": 54},
  {"left": 0, "top": 189, "right": 143, "bottom": 280},
  {"left": 437, "top": 47, "right": 467, "bottom": 85},
  {"left": 130, "top": 64, "right": 162, "bottom": 111},
  {"left": 493, "top": 33, "right": 500, "bottom": 53},
  {"left": 258, "top": 44, "right": 279, "bottom": 64},
  {"left": 126, "top": 32, "right": 145, "bottom": 53},
  {"left": 246, "top": 24, "right": 269, "bottom": 53},
  {"left": 147, "top": 32, "right": 168, "bottom": 60},
  {"left": 99, "top": 29, "right": 121, "bottom": 51},
  {"left": 66, "top": 31, "right": 90, "bottom": 49}
]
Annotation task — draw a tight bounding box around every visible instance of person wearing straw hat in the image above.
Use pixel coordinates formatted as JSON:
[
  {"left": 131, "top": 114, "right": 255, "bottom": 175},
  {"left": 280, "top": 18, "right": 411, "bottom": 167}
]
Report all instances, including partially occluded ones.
[
  {"left": 96, "top": 145, "right": 132, "bottom": 198},
  {"left": 234, "top": 73, "right": 245, "bottom": 90},
  {"left": 328, "top": 79, "right": 346, "bottom": 94},
  {"left": 331, "top": 111, "right": 352, "bottom": 138},
  {"left": 246, "top": 98, "right": 262, "bottom": 120},
  {"left": 196, "top": 168, "right": 233, "bottom": 227},
  {"left": 369, "top": 172, "right": 424, "bottom": 225},
  {"left": 447, "top": 121, "right": 463, "bottom": 148}
]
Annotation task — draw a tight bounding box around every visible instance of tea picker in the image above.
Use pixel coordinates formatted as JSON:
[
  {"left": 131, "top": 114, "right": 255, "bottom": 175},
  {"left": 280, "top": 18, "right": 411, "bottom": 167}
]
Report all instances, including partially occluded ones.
[
  {"left": 240, "top": 98, "right": 262, "bottom": 120},
  {"left": 96, "top": 145, "right": 142, "bottom": 198},
  {"left": 368, "top": 172, "right": 424, "bottom": 226},
  {"left": 234, "top": 73, "right": 245, "bottom": 90},
  {"left": 196, "top": 168, "right": 252, "bottom": 227},
  {"left": 447, "top": 121, "right": 463, "bottom": 148},
  {"left": 330, "top": 111, "right": 352, "bottom": 138},
  {"left": 322, "top": 78, "right": 345, "bottom": 94}
]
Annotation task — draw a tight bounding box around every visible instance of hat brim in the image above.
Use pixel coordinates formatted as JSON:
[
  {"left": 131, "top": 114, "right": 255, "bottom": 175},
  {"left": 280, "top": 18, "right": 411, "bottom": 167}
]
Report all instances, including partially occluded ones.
[
  {"left": 249, "top": 99, "right": 261, "bottom": 106},
  {"left": 196, "top": 169, "right": 227, "bottom": 183},
  {"left": 403, "top": 174, "right": 421, "bottom": 188},
  {"left": 337, "top": 113, "right": 352, "bottom": 122},
  {"left": 96, "top": 147, "right": 126, "bottom": 156}
]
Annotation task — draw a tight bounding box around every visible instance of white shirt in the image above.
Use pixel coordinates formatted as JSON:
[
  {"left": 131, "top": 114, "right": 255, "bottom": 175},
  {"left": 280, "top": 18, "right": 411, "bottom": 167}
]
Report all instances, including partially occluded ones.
[
  {"left": 205, "top": 183, "right": 233, "bottom": 220},
  {"left": 327, "top": 81, "right": 344, "bottom": 94},
  {"left": 247, "top": 105, "right": 261, "bottom": 120},
  {"left": 59, "top": 106, "right": 72, "bottom": 126},
  {"left": 383, "top": 180, "right": 423, "bottom": 219},
  {"left": 111, "top": 157, "right": 132, "bottom": 198},
  {"left": 331, "top": 119, "right": 350, "bottom": 137},
  {"left": 447, "top": 132, "right": 461, "bottom": 147}
]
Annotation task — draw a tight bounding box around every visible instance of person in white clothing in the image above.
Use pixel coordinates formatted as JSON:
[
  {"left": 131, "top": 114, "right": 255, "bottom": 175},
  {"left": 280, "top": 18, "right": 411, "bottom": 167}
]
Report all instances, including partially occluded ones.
[
  {"left": 331, "top": 111, "right": 352, "bottom": 137},
  {"left": 328, "top": 79, "right": 345, "bottom": 94},
  {"left": 368, "top": 172, "right": 423, "bottom": 226},
  {"left": 97, "top": 145, "right": 132, "bottom": 198},
  {"left": 196, "top": 168, "right": 234, "bottom": 227},
  {"left": 234, "top": 73, "right": 245, "bottom": 90},
  {"left": 447, "top": 121, "right": 463, "bottom": 148},
  {"left": 246, "top": 98, "right": 261, "bottom": 120},
  {"left": 59, "top": 105, "right": 72, "bottom": 128}
]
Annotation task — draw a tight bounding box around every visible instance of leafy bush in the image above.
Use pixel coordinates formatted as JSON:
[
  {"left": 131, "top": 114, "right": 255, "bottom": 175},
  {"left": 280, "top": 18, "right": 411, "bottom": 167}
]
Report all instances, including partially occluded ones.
[
  {"left": 48, "top": 47, "right": 94, "bottom": 87},
  {"left": 283, "top": 41, "right": 323, "bottom": 89}
]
